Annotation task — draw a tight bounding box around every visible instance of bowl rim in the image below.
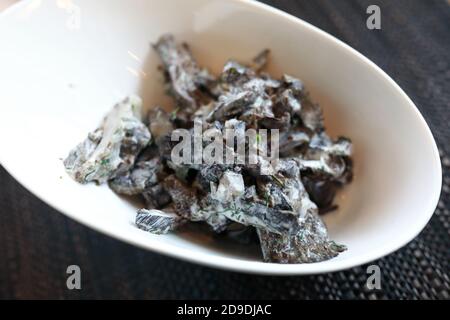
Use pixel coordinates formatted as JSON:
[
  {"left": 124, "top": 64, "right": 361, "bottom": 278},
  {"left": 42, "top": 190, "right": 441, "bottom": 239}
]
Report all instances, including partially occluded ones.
[{"left": 0, "top": 0, "right": 442, "bottom": 275}]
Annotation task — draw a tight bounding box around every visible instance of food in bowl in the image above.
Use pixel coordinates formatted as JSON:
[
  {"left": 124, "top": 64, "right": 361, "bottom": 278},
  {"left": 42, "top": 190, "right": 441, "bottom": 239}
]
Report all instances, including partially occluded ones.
[{"left": 64, "top": 34, "right": 353, "bottom": 263}]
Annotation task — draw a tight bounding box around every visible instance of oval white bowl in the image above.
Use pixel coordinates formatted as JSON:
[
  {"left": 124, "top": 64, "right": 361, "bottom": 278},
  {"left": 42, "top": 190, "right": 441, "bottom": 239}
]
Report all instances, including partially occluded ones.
[{"left": 0, "top": 0, "right": 442, "bottom": 275}]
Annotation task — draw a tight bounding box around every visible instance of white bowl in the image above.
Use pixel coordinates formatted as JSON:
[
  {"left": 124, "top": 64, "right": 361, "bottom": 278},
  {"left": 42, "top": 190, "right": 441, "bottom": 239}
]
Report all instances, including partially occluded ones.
[{"left": 0, "top": 0, "right": 441, "bottom": 275}]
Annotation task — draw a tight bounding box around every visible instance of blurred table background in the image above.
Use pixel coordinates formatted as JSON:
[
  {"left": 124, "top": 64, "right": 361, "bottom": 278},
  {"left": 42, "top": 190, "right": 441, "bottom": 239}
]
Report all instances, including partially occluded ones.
[{"left": 0, "top": 0, "right": 448, "bottom": 299}]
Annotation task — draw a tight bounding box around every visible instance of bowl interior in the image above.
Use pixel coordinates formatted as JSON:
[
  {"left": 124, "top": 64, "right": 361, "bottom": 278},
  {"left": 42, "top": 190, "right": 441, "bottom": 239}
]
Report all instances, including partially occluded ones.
[{"left": 0, "top": 0, "right": 441, "bottom": 274}]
